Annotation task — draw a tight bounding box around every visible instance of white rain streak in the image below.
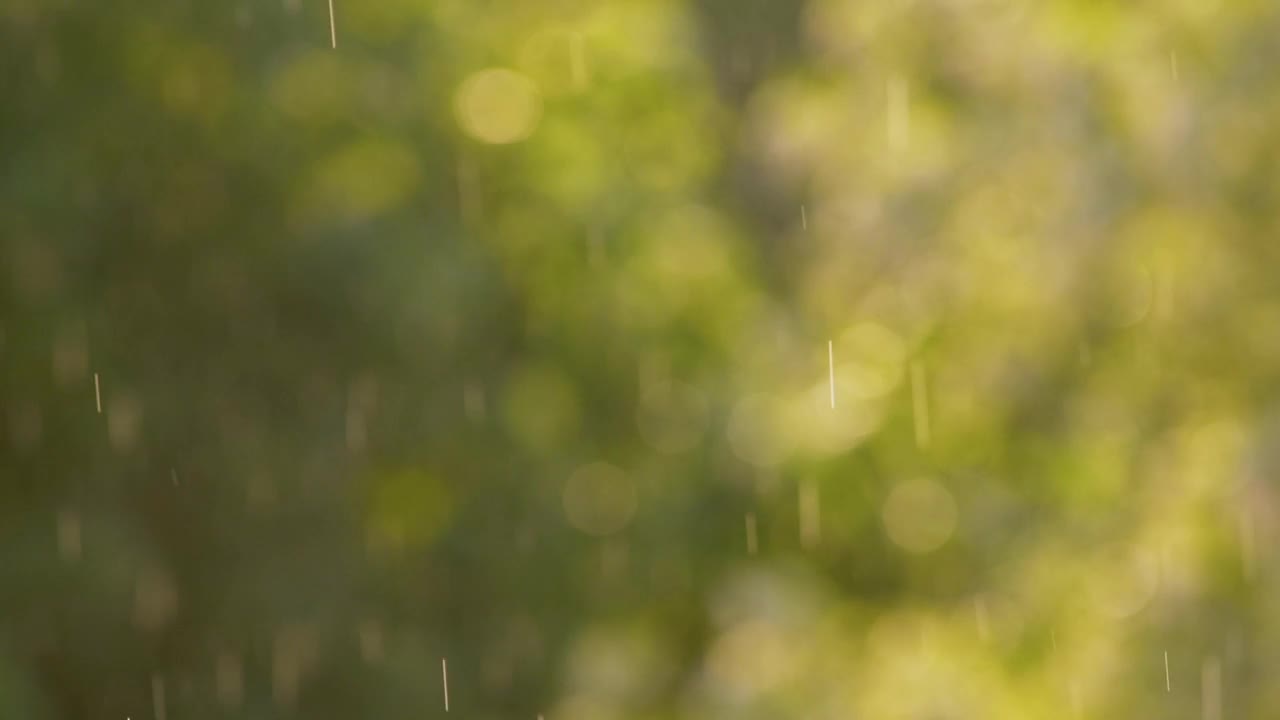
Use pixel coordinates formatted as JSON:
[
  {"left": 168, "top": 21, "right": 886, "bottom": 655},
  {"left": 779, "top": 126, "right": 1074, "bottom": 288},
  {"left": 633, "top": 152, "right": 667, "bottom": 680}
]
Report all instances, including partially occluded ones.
[
  {"left": 801, "top": 205, "right": 808, "bottom": 230},
  {"left": 745, "top": 513, "right": 758, "bottom": 555},
  {"left": 1165, "top": 651, "right": 1171, "bottom": 693},
  {"left": 327, "top": 0, "right": 336, "bottom": 48},
  {"left": 828, "top": 340, "right": 836, "bottom": 409},
  {"left": 799, "top": 483, "right": 820, "bottom": 550},
  {"left": 1170, "top": 51, "right": 1179, "bottom": 82},
  {"left": 910, "top": 361, "right": 930, "bottom": 448},
  {"left": 442, "top": 657, "right": 450, "bottom": 712},
  {"left": 94, "top": 372, "right": 102, "bottom": 413},
  {"left": 887, "top": 76, "right": 910, "bottom": 154},
  {"left": 1202, "top": 656, "right": 1221, "bottom": 720},
  {"left": 152, "top": 674, "right": 167, "bottom": 720}
]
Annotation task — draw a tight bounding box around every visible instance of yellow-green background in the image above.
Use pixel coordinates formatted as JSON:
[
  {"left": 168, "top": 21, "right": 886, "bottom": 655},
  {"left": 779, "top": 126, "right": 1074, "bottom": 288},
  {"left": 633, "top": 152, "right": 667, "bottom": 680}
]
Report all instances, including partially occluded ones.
[{"left": 3, "top": 0, "right": 1277, "bottom": 717}]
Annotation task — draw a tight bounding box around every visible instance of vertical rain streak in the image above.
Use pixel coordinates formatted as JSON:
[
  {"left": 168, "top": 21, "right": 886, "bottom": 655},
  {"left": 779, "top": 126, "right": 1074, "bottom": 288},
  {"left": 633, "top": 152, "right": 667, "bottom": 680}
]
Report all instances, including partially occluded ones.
[
  {"left": 327, "top": 0, "right": 336, "bottom": 48},
  {"left": 442, "top": 657, "right": 450, "bottom": 711}
]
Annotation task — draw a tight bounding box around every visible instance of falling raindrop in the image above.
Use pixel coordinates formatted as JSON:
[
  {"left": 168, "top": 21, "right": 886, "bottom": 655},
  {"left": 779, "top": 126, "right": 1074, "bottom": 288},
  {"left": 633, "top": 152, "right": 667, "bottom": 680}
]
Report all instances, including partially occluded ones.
[
  {"left": 327, "top": 0, "right": 336, "bottom": 48},
  {"left": 442, "top": 657, "right": 450, "bottom": 712}
]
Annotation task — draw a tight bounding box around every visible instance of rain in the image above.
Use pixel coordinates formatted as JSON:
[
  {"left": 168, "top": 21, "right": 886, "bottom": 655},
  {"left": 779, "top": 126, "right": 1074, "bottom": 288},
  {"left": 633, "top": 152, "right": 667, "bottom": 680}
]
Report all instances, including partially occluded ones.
[{"left": 1, "top": 1, "right": 1277, "bottom": 718}]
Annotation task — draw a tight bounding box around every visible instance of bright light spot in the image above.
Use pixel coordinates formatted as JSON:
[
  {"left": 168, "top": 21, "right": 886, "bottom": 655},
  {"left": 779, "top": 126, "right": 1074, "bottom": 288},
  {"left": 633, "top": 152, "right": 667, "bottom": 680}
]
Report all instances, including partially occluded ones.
[
  {"left": 791, "top": 380, "right": 883, "bottom": 455},
  {"left": 563, "top": 462, "right": 637, "bottom": 536},
  {"left": 455, "top": 68, "right": 542, "bottom": 144},
  {"left": 882, "top": 478, "right": 957, "bottom": 554}
]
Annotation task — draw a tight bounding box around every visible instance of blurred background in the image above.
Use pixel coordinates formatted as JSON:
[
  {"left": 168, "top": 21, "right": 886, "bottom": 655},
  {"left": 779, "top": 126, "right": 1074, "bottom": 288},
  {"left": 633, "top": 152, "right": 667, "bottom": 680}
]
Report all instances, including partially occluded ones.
[{"left": 3, "top": 0, "right": 1280, "bottom": 717}]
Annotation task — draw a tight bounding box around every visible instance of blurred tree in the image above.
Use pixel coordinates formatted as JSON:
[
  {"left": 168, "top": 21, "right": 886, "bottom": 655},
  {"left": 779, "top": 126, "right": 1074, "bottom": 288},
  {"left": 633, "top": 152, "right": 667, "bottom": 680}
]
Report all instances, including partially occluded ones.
[{"left": 4, "top": 0, "right": 1280, "bottom": 719}]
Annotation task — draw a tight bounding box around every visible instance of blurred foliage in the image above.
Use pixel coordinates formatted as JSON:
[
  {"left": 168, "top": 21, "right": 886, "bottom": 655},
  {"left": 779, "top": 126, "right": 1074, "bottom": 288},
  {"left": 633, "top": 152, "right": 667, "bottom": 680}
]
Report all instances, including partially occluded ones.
[{"left": 4, "top": 0, "right": 1280, "bottom": 718}]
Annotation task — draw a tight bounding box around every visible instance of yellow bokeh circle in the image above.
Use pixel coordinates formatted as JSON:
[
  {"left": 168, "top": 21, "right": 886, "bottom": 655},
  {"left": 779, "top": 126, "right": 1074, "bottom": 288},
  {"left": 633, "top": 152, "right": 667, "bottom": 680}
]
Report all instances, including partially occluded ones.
[{"left": 455, "top": 68, "right": 542, "bottom": 144}]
